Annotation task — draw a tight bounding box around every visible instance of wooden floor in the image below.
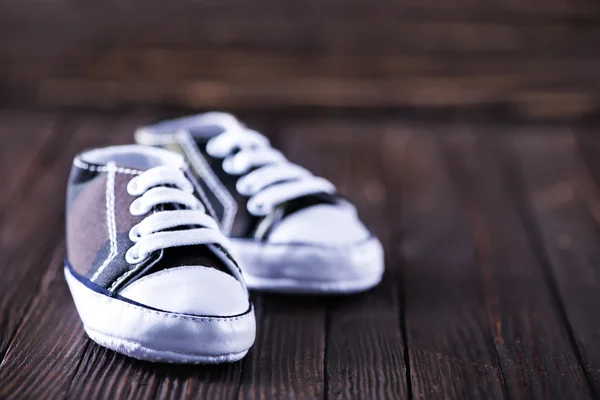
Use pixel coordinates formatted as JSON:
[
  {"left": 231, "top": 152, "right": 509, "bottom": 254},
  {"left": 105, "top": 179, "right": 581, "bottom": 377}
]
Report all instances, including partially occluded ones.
[{"left": 2, "top": 109, "right": 600, "bottom": 399}]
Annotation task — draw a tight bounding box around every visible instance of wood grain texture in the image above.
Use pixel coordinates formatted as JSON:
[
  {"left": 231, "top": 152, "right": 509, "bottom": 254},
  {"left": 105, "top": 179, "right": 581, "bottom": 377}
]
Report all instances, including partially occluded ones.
[
  {"left": 0, "top": 115, "right": 77, "bottom": 360},
  {"left": 0, "top": 112, "right": 58, "bottom": 212},
  {"left": 383, "top": 127, "right": 506, "bottom": 399},
  {"left": 69, "top": 345, "right": 243, "bottom": 399},
  {"left": 505, "top": 129, "right": 600, "bottom": 395},
  {"left": 0, "top": 244, "right": 89, "bottom": 400},
  {"left": 239, "top": 295, "right": 326, "bottom": 400},
  {"left": 441, "top": 130, "right": 591, "bottom": 398}
]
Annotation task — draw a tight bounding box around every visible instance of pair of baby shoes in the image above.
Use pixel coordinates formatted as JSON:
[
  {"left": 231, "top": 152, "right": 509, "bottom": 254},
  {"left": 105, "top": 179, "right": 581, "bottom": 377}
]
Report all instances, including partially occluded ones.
[{"left": 65, "top": 112, "right": 385, "bottom": 363}]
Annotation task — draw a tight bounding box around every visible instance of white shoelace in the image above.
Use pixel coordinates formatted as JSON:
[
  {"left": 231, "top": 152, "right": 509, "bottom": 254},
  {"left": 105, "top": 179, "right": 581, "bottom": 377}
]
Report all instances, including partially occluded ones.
[
  {"left": 205, "top": 125, "right": 336, "bottom": 216},
  {"left": 125, "top": 165, "right": 230, "bottom": 264}
]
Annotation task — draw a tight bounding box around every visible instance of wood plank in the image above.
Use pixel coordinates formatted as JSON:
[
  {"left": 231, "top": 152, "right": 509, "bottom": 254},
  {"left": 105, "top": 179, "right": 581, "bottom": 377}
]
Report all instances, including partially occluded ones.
[
  {"left": 238, "top": 296, "right": 326, "bottom": 399},
  {"left": 69, "top": 343, "right": 242, "bottom": 399},
  {"left": 0, "top": 244, "right": 89, "bottom": 399},
  {"left": 0, "top": 112, "right": 58, "bottom": 213},
  {"left": 3, "top": 0, "right": 598, "bottom": 27},
  {"left": 0, "top": 114, "right": 78, "bottom": 360},
  {"left": 382, "top": 125, "right": 507, "bottom": 398},
  {"left": 3, "top": 6, "right": 600, "bottom": 61},
  {"left": 4, "top": 45, "right": 600, "bottom": 117},
  {"left": 282, "top": 121, "right": 408, "bottom": 398},
  {"left": 505, "top": 129, "right": 600, "bottom": 395},
  {"left": 8, "top": 77, "right": 597, "bottom": 120},
  {"left": 6, "top": 51, "right": 600, "bottom": 86},
  {"left": 4, "top": 21, "right": 600, "bottom": 56},
  {"left": 440, "top": 129, "right": 591, "bottom": 398},
  {"left": 0, "top": 112, "right": 59, "bottom": 316}
]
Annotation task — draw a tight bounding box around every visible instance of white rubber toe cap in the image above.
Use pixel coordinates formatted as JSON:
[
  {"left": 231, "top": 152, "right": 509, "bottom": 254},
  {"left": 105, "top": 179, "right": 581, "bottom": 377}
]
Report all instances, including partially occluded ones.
[
  {"left": 268, "top": 204, "right": 370, "bottom": 245},
  {"left": 64, "top": 266, "right": 256, "bottom": 363},
  {"left": 119, "top": 266, "right": 249, "bottom": 317}
]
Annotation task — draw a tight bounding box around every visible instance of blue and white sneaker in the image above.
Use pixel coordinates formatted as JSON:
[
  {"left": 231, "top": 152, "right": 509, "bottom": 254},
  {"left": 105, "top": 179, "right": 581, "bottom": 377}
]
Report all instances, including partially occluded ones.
[
  {"left": 135, "top": 112, "right": 385, "bottom": 294},
  {"left": 65, "top": 145, "right": 255, "bottom": 363}
]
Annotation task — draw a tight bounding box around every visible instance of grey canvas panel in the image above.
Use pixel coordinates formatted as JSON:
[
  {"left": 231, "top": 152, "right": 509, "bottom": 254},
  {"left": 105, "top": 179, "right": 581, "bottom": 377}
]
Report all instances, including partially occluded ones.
[
  {"left": 67, "top": 165, "right": 143, "bottom": 287},
  {"left": 67, "top": 171, "right": 109, "bottom": 277}
]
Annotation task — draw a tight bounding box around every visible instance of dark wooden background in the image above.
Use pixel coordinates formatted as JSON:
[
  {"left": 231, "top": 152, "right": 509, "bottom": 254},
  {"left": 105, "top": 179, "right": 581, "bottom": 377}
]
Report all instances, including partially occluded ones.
[
  {"left": 1, "top": 0, "right": 600, "bottom": 119},
  {"left": 2, "top": 2, "right": 600, "bottom": 399}
]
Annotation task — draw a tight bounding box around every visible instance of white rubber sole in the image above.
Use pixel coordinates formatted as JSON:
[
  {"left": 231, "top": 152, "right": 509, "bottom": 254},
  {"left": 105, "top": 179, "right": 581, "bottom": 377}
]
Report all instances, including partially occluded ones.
[
  {"left": 85, "top": 329, "right": 249, "bottom": 364},
  {"left": 242, "top": 271, "right": 383, "bottom": 294},
  {"left": 230, "top": 236, "right": 385, "bottom": 294},
  {"left": 65, "top": 267, "right": 256, "bottom": 364}
]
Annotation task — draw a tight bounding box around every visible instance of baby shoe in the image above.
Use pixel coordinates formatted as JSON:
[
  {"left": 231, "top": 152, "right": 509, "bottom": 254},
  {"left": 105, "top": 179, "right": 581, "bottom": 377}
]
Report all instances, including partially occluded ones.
[
  {"left": 65, "top": 145, "right": 255, "bottom": 363},
  {"left": 135, "top": 113, "right": 384, "bottom": 294}
]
